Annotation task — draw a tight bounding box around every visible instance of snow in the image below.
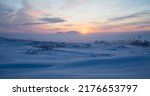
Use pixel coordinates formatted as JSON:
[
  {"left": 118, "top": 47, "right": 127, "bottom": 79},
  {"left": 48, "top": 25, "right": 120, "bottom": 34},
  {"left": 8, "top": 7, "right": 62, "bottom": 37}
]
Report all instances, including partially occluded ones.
[{"left": 0, "top": 38, "right": 150, "bottom": 78}]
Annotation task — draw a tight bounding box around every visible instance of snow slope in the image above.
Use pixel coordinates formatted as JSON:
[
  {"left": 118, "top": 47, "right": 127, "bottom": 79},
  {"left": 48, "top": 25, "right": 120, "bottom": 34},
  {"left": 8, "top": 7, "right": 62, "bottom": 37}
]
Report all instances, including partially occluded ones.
[{"left": 0, "top": 38, "right": 150, "bottom": 78}]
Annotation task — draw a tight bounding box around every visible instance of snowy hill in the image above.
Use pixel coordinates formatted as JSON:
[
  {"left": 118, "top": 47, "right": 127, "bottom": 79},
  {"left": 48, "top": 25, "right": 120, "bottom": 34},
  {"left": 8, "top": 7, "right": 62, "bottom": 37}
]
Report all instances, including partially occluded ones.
[{"left": 0, "top": 38, "right": 150, "bottom": 78}]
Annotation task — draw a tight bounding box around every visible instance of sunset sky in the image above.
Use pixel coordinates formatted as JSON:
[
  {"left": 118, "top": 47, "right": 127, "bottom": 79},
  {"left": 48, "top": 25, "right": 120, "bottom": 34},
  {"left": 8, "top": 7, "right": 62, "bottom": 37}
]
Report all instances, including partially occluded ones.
[{"left": 0, "top": 0, "right": 150, "bottom": 34}]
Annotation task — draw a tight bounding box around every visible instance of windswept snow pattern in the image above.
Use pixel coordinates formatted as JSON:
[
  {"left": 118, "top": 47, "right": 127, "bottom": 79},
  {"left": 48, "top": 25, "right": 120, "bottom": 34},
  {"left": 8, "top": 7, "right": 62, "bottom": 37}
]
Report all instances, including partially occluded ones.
[{"left": 0, "top": 38, "right": 150, "bottom": 79}]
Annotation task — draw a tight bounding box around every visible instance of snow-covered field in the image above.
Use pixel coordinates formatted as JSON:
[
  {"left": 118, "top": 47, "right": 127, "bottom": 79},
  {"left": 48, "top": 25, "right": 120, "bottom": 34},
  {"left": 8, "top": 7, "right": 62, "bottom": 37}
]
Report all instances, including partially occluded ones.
[{"left": 0, "top": 38, "right": 150, "bottom": 79}]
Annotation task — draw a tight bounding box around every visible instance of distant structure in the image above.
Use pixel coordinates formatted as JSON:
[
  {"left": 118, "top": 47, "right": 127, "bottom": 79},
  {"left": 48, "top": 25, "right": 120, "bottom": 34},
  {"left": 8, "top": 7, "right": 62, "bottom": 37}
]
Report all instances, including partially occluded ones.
[
  {"left": 129, "top": 35, "right": 150, "bottom": 47},
  {"left": 138, "top": 35, "right": 141, "bottom": 46}
]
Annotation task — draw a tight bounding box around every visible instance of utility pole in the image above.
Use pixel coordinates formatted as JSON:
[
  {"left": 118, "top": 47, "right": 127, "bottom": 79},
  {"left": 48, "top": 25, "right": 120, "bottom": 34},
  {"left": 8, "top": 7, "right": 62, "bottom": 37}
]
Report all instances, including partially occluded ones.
[
  {"left": 133, "top": 37, "right": 135, "bottom": 42},
  {"left": 138, "top": 35, "right": 141, "bottom": 46}
]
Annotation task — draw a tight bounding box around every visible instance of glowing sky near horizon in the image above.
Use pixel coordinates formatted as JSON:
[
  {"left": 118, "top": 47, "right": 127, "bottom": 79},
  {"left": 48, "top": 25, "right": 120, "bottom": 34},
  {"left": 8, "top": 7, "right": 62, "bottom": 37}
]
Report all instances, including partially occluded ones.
[{"left": 0, "top": 0, "right": 150, "bottom": 34}]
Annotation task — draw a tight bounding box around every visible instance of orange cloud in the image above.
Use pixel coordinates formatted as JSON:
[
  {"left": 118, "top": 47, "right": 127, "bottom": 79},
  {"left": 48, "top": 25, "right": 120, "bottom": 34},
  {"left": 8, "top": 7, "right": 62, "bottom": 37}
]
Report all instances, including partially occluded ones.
[{"left": 27, "top": 10, "right": 44, "bottom": 18}]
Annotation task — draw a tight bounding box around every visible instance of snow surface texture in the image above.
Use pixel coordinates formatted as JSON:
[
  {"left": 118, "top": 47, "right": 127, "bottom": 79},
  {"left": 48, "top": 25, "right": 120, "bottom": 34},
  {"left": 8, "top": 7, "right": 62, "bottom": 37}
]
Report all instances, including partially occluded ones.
[{"left": 0, "top": 38, "right": 150, "bottom": 79}]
